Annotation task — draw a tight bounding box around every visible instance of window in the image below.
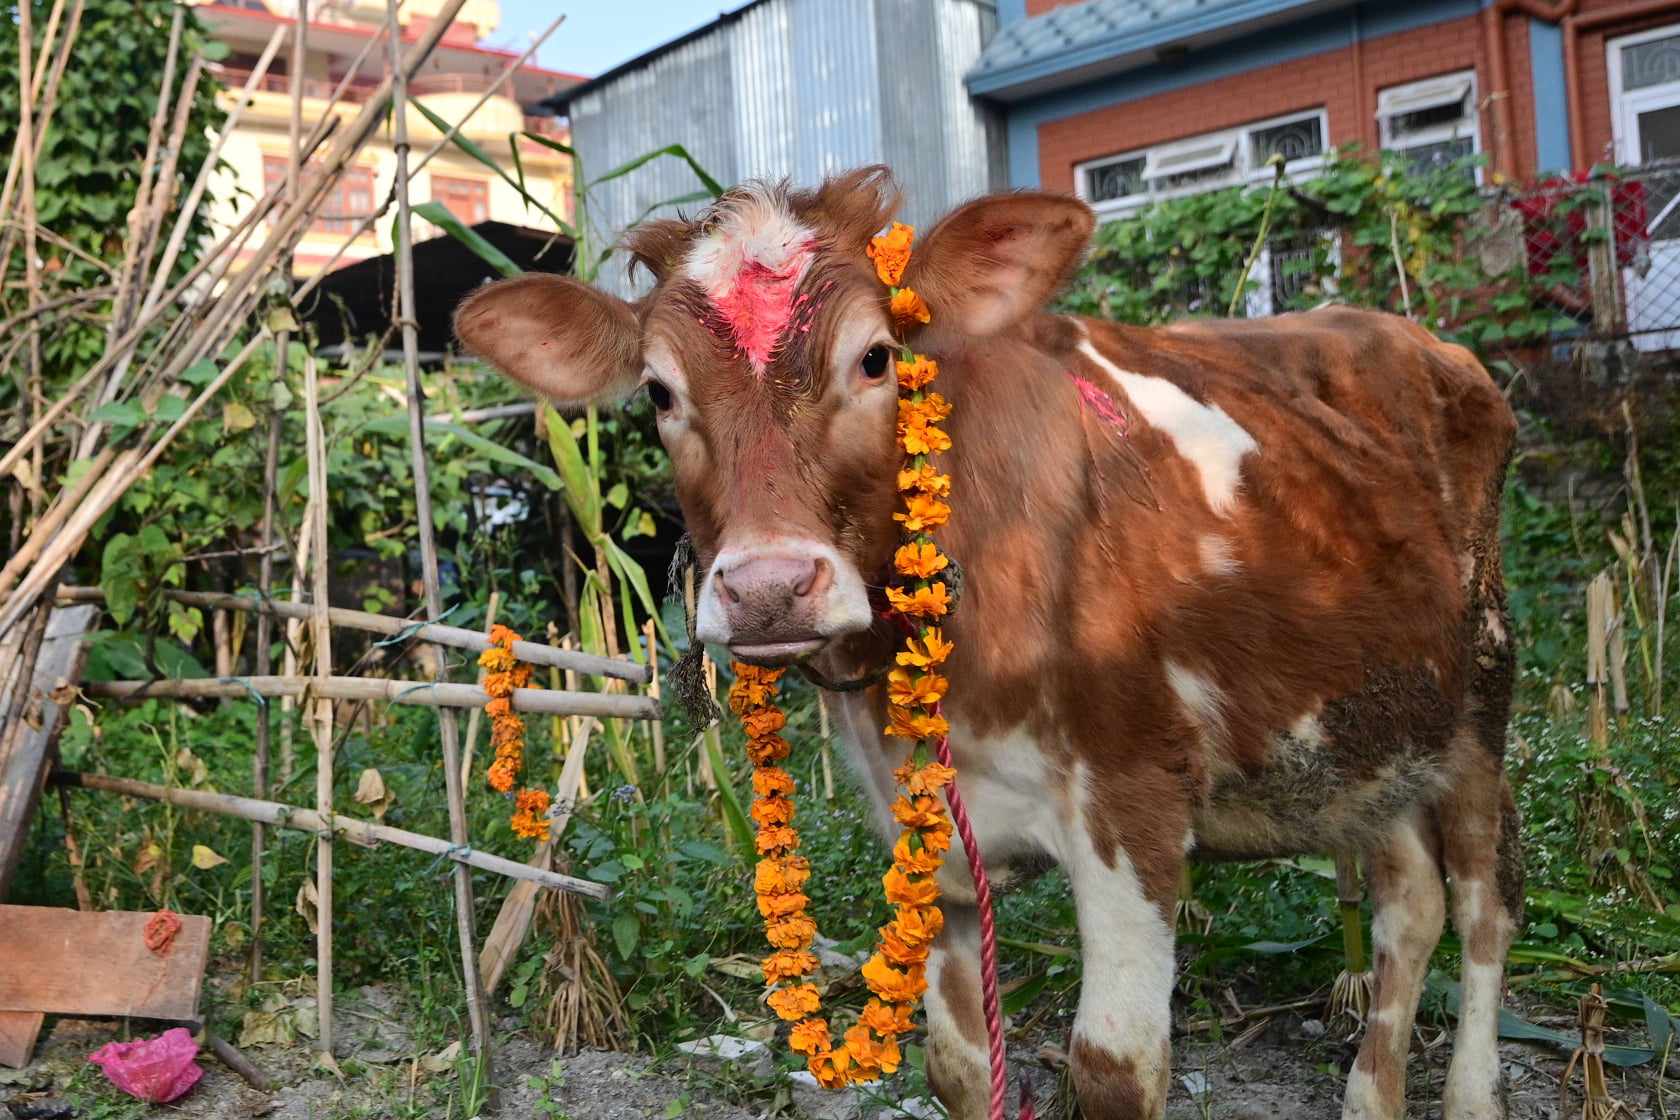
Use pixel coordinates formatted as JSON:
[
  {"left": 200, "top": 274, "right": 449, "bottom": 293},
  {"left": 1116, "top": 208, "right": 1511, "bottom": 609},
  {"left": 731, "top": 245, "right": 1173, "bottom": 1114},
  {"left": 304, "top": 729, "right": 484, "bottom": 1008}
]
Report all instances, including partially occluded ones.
[
  {"left": 1609, "top": 24, "right": 1680, "bottom": 351},
  {"left": 1074, "top": 108, "right": 1328, "bottom": 219},
  {"left": 261, "top": 156, "right": 375, "bottom": 234},
  {"left": 431, "top": 175, "right": 490, "bottom": 226},
  {"left": 1377, "top": 72, "right": 1479, "bottom": 180}
]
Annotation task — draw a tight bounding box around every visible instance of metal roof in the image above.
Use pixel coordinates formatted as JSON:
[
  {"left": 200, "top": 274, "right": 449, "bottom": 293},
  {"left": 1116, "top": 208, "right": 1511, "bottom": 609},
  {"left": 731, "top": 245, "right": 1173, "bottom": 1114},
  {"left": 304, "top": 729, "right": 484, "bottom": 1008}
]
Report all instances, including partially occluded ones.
[{"left": 967, "top": 0, "right": 1353, "bottom": 101}]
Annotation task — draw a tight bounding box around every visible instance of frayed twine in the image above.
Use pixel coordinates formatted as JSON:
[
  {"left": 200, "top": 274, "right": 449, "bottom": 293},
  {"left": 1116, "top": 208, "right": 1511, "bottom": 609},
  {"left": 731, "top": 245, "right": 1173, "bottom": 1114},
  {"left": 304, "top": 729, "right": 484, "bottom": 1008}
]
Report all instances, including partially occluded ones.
[{"left": 666, "top": 534, "right": 721, "bottom": 729}]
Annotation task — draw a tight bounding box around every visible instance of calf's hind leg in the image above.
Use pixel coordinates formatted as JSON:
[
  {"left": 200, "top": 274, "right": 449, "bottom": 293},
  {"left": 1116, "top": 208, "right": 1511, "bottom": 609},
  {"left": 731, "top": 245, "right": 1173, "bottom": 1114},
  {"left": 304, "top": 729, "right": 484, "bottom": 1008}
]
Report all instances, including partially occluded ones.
[
  {"left": 1439, "top": 744, "right": 1523, "bottom": 1120},
  {"left": 1342, "top": 810, "right": 1445, "bottom": 1120}
]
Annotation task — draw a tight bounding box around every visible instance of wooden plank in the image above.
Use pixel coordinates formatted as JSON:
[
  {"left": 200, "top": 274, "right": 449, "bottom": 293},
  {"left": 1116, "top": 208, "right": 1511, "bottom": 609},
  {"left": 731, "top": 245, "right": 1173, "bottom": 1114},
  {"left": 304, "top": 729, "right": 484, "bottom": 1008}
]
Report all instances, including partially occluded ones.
[
  {"left": 0, "top": 605, "right": 98, "bottom": 900},
  {"left": 0, "top": 1010, "right": 44, "bottom": 1068},
  {"left": 0, "top": 906, "right": 211, "bottom": 1020}
]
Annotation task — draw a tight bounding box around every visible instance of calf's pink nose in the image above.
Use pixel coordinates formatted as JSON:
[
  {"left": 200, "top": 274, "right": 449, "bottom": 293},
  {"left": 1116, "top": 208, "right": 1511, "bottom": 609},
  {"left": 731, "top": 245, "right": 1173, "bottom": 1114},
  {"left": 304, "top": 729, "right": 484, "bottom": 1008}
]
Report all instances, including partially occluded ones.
[{"left": 716, "top": 552, "right": 834, "bottom": 637}]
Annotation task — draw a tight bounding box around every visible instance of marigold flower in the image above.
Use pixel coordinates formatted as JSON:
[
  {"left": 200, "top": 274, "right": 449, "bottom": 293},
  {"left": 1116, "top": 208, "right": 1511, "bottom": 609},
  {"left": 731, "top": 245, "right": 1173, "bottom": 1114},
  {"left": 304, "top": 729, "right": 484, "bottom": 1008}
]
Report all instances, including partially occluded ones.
[
  {"left": 893, "top": 541, "right": 948, "bottom": 580},
  {"left": 897, "top": 413, "right": 951, "bottom": 457},
  {"left": 745, "top": 734, "right": 791, "bottom": 765},
  {"left": 487, "top": 755, "right": 519, "bottom": 793},
  {"left": 752, "top": 767, "right": 797, "bottom": 798},
  {"left": 860, "top": 999, "right": 914, "bottom": 1037},
  {"left": 728, "top": 677, "right": 770, "bottom": 714},
  {"left": 483, "top": 670, "right": 515, "bottom": 698},
  {"left": 894, "top": 760, "right": 957, "bottom": 795},
  {"left": 765, "top": 913, "right": 818, "bottom": 949},
  {"left": 896, "top": 463, "right": 951, "bottom": 496},
  {"left": 884, "top": 582, "right": 951, "bottom": 619},
  {"left": 509, "top": 787, "right": 551, "bottom": 840},
  {"left": 894, "top": 904, "right": 945, "bottom": 949},
  {"left": 880, "top": 919, "right": 931, "bottom": 967},
  {"left": 919, "top": 819, "right": 954, "bottom": 855},
  {"left": 844, "top": 1023, "right": 902, "bottom": 1077},
  {"left": 487, "top": 624, "right": 520, "bottom": 648},
  {"left": 861, "top": 953, "right": 927, "bottom": 1004},
  {"left": 911, "top": 392, "right": 952, "bottom": 423},
  {"left": 893, "top": 494, "right": 950, "bottom": 532},
  {"left": 808, "top": 1045, "right": 853, "bottom": 1088},
  {"left": 510, "top": 663, "right": 533, "bottom": 689},
  {"left": 741, "top": 708, "right": 787, "bottom": 739},
  {"left": 891, "top": 833, "right": 943, "bottom": 877},
  {"left": 883, "top": 705, "right": 951, "bottom": 741},
  {"left": 762, "top": 949, "right": 819, "bottom": 985},
  {"left": 767, "top": 983, "right": 822, "bottom": 1022},
  {"left": 757, "top": 889, "right": 811, "bottom": 920},
  {"left": 485, "top": 697, "right": 512, "bottom": 719},
  {"left": 751, "top": 796, "right": 795, "bottom": 827},
  {"left": 491, "top": 719, "right": 524, "bottom": 748},
  {"left": 755, "top": 825, "right": 800, "bottom": 855},
  {"left": 867, "top": 222, "right": 915, "bottom": 287},
  {"left": 887, "top": 668, "right": 947, "bottom": 709},
  {"left": 896, "top": 627, "right": 954, "bottom": 668},
  {"left": 788, "top": 1018, "right": 832, "bottom": 1056},
  {"left": 478, "top": 646, "right": 516, "bottom": 673},
  {"left": 754, "top": 856, "right": 811, "bottom": 894},
  {"left": 890, "top": 287, "right": 931, "bottom": 325},
  {"left": 891, "top": 795, "right": 948, "bottom": 830},
  {"left": 895, "top": 355, "right": 938, "bottom": 390},
  {"left": 733, "top": 662, "right": 786, "bottom": 686},
  {"left": 883, "top": 866, "right": 940, "bottom": 907}
]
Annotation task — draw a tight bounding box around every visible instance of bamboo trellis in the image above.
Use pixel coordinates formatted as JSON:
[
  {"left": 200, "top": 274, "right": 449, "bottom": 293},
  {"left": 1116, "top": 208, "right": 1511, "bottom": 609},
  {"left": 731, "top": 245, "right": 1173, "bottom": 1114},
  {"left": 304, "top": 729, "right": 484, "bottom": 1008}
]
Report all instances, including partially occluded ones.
[{"left": 0, "top": 0, "right": 615, "bottom": 1079}]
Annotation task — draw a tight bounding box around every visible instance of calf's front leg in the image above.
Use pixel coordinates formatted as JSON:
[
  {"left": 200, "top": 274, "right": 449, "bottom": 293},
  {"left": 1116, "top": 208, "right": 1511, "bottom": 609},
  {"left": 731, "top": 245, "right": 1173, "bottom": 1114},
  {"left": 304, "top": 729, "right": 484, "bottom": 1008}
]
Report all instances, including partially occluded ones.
[
  {"left": 923, "top": 901, "right": 992, "bottom": 1119},
  {"left": 1063, "top": 801, "right": 1181, "bottom": 1119}
]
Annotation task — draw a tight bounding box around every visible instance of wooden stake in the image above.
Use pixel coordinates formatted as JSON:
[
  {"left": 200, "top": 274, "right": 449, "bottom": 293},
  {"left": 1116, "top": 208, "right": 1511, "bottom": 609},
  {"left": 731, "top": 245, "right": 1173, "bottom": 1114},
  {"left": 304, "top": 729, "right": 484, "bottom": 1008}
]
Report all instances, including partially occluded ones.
[
  {"left": 697, "top": 656, "right": 718, "bottom": 792},
  {"left": 459, "top": 590, "right": 500, "bottom": 783},
  {"left": 644, "top": 618, "right": 665, "bottom": 776},
  {"left": 83, "top": 676, "right": 658, "bottom": 719},
  {"left": 387, "top": 1, "right": 493, "bottom": 1074},
  {"left": 817, "top": 693, "right": 834, "bottom": 802},
  {"left": 304, "top": 351, "right": 334, "bottom": 1057},
  {"left": 250, "top": 405, "right": 282, "bottom": 984},
  {"left": 52, "top": 771, "right": 608, "bottom": 899}
]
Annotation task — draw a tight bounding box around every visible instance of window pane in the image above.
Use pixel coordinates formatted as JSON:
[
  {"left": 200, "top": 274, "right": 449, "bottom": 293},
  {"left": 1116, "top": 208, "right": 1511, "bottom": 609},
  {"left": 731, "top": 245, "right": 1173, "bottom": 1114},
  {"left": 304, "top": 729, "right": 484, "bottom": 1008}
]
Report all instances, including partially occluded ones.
[
  {"left": 1085, "top": 157, "right": 1144, "bottom": 203},
  {"left": 1403, "top": 136, "right": 1475, "bottom": 176},
  {"left": 1623, "top": 33, "right": 1680, "bottom": 91},
  {"left": 1251, "top": 117, "right": 1323, "bottom": 166},
  {"left": 1636, "top": 103, "right": 1680, "bottom": 162},
  {"left": 1391, "top": 100, "right": 1468, "bottom": 137}
]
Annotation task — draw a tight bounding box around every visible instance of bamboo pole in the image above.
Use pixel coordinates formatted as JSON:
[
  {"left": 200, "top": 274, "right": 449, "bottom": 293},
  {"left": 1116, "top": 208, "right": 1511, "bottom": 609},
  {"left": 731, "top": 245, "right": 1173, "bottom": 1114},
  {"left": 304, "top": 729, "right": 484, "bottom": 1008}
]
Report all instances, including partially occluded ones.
[
  {"left": 644, "top": 618, "right": 665, "bottom": 776},
  {"left": 53, "top": 587, "right": 649, "bottom": 681},
  {"left": 16, "top": 0, "right": 43, "bottom": 520},
  {"left": 280, "top": 497, "right": 311, "bottom": 786},
  {"left": 388, "top": 0, "right": 493, "bottom": 1068},
  {"left": 459, "top": 591, "right": 500, "bottom": 782},
  {"left": 250, "top": 408, "right": 282, "bottom": 984},
  {"left": 304, "top": 350, "right": 335, "bottom": 1057},
  {"left": 0, "top": 446, "right": 116, "bottom": 604},
  {"left": 817, "top": 693, "right": 834, "bottom": 802},
  {"left": 52, "top": 770, "right": 610, "bottom": 899}
]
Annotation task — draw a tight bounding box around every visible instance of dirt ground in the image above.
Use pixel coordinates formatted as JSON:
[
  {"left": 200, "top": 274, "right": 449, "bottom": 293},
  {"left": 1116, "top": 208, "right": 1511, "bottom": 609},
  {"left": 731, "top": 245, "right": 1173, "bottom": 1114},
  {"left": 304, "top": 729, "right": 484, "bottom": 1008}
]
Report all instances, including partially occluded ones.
[{"left": 3, "top": 986, "right": 1672, "bottom": 1119}]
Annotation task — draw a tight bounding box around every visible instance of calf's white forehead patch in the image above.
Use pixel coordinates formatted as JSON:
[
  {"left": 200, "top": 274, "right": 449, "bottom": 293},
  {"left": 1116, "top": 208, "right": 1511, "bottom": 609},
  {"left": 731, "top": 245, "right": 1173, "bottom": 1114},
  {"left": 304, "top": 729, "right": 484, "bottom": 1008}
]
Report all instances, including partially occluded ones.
[
  {"left": 682, "top": 190, "right": 817, "bottom": 374},
  {"left": 1075, "top": 336, "right": 1258, "bottom": 516}
]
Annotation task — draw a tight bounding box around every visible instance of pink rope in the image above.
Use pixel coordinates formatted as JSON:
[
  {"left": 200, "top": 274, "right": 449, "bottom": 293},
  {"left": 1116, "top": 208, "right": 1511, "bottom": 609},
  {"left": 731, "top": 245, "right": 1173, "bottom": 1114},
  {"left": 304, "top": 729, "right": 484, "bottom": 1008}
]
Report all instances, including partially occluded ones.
[{"left": 932, "top": 714, "right": 1009, "bottom": 1120}]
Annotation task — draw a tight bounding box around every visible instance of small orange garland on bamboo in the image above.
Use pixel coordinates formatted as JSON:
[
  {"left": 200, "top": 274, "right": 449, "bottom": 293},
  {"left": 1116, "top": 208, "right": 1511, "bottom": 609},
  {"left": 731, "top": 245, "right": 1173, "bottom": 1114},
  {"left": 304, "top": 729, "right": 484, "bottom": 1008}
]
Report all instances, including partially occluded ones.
[
  {"left": 728, "top": 221, "right": 958, "bottom": 1089},
  {"left": 477, "top": 624, "right": 551, "bottom": 840}
]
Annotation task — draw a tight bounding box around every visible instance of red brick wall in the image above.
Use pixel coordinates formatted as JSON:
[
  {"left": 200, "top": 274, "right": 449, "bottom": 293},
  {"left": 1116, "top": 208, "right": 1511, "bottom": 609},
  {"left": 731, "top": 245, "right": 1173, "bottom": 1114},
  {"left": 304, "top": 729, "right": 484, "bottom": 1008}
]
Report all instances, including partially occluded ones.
[
  {"left": 1037, "top": 14, "right": 1514, "bottom": 193},
  {"left": 1024, "top": 0, "right": 1080, "bottom": 15}
]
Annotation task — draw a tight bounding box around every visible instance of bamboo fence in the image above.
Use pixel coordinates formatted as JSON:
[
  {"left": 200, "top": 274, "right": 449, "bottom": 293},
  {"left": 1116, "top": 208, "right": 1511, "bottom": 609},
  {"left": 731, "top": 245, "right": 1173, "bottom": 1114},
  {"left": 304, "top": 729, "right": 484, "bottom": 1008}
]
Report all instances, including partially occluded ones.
[{"left": 0, "top": 0, "right": 620, "bottom": 1077}]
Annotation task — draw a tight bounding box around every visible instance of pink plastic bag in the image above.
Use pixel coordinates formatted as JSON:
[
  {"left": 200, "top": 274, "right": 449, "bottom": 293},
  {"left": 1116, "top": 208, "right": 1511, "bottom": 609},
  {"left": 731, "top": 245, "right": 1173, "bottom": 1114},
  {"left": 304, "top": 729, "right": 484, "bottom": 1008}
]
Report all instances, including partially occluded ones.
[{"left": 87, "top": 1027, "right": 203, "bottom": 1103}]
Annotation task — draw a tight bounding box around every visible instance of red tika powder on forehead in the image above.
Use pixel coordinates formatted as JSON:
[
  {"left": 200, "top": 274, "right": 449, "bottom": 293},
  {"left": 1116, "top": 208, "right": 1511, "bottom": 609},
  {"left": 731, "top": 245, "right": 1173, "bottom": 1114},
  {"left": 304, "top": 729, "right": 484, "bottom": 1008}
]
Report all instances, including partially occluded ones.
[{"left": 707, "top": 241, "right": 814, "bottom": 372}]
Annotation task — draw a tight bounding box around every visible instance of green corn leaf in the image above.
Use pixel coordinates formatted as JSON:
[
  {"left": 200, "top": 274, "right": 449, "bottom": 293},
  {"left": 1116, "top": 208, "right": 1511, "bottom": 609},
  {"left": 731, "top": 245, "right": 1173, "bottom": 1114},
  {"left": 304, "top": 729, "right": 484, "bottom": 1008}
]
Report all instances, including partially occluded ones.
[
  {"left": 411, "top": 100, "right": 575, "bottom": 235},
  {"left": 541, "top": 404, "right": 602, "bottom": 528},
  {"left": 588, "top": 143, "right": 724, "bottom": 198},
  {"left": 408, "top": 201, "right": 522, "bottom": 279},
  {"left": 604, "top": 537, "right": 676, "bottom": 653},
  {"left": 702, "top": 728, "right": 755, "bottom": 856},
  {"left": 361, "top": 415, "right": 561, "bottom": 490}
]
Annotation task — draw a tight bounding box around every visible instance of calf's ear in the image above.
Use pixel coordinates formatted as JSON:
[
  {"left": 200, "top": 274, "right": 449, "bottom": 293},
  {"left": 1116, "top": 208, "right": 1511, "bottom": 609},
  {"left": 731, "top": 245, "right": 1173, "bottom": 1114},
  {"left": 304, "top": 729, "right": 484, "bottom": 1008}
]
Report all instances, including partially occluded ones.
[
  {"left": 906, "top": 192, "right": 1094, "bottom": 339},
  {"left": 453, "top": 274, "right": 641, "bottom": 407}
]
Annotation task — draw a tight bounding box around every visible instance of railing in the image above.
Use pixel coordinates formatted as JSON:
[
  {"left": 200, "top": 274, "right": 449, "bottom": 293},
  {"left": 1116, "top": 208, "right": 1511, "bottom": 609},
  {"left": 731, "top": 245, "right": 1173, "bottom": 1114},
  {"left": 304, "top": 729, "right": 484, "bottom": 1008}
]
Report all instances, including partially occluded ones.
[
  {"left": 408, "top": 72, "right": 509, "bottom": 96},
  {"left": 219, "top": 67, "right": 378, "bottom": 103}
]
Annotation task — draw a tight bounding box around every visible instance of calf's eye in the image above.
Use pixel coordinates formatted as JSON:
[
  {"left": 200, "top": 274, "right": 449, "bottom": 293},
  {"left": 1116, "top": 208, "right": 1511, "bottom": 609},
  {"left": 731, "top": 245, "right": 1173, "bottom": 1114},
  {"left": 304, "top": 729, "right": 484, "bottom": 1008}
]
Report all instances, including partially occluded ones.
[
  {"left": 860, "top": 345, "right": 891, "bottom": 381},
  {"left": 646, "top": 379, "right": 674, "bottom": 412}
]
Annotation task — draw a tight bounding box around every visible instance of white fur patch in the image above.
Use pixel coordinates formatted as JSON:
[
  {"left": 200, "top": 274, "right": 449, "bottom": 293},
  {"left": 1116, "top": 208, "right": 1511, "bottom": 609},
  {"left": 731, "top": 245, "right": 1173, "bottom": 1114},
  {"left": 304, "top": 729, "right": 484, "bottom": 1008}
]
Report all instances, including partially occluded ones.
[
  {"left": 1198, "top": 533, "right": 1239, "bottom": 576},
  {"left": 1167, "top": 660, "right": 1227, "bottom": 756},
  {"left": 682, "top": 191, "right": 815, "bottom": 302},
  {"left": 1076, "top": 337, "right": 1258, "bottom": 516},
  {"left": 694, "top": 537, "right": 872, "bottom": 646}
]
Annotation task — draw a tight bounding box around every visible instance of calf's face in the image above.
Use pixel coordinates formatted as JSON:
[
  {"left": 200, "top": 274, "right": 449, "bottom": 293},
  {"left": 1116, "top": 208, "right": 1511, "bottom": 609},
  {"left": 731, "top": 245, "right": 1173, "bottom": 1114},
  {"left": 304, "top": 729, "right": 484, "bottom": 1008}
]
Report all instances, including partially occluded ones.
[{"left": 454, "top": 168, "right": 1092, "bottom": 665}]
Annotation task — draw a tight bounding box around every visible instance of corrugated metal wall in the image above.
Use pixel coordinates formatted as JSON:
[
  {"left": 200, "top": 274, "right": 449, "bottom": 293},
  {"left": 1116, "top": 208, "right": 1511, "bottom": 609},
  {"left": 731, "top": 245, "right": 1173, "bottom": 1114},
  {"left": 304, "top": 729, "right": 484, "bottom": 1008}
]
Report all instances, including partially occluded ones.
[{"left": 567, "top": 0, "right": 1000, "bottom": 293}]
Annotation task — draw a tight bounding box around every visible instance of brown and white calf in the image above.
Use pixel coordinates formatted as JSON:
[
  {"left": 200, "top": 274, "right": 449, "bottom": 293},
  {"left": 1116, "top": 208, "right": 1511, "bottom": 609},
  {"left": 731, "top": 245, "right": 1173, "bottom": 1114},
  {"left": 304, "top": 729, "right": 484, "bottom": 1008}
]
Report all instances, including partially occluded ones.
[{"left": 455, "top": 167, "right": 1523, "bottom": 1120}]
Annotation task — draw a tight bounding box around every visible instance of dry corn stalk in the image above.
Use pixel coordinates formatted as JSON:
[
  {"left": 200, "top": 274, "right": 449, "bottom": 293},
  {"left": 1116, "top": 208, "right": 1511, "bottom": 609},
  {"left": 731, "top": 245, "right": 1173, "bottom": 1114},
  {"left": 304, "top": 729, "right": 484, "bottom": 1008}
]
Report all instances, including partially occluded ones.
[
  {"left": 1327, "top": 852, "right": 1373, "bottom": 1040},
  {"left": 534, "top": 876, "right": 629, "bottom": 1055},
  {"left": 1559, "top": 985, "right": 1634, "bottom": 1119}
]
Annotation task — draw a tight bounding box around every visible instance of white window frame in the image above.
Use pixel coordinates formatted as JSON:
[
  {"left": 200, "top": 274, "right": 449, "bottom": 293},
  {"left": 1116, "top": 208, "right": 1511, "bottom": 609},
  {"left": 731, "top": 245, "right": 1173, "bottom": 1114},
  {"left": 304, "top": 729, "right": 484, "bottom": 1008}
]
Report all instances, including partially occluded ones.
[
  {"left": 1608, "top": 22, "right": 1680, "bottom": 166},
  {"left": 1073, "top": 107, "right": 1329, "bottom": 219},
  {"left": 1376, "top": 70, "right": 1481, "bottom": 182}
]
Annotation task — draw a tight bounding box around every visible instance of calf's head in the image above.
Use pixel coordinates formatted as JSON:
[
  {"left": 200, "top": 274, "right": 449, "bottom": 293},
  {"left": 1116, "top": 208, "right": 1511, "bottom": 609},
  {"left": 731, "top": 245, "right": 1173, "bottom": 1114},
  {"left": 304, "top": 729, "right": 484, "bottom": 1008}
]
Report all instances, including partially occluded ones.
[{"left": 455, "top": 167, "right": 1091, "bottom": 665}]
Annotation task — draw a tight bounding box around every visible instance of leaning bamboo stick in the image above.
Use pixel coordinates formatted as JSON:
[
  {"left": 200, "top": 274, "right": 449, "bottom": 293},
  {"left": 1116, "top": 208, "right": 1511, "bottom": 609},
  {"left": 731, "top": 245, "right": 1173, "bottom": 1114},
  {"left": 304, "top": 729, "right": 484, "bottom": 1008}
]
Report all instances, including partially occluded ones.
[
  {"left": 304, "top": 350, "right": 335, "bottom": 1056},
  {"left": 388, "top": 0, "right": 494, "bottom": 1070},
  {"left": 52, "top": 770, "right": 609, "bottom": 899},
  {"left": 82, "top": 677, "right": 661, "bottom": 720},
  {"left": 16, "top": 0, "right": 43, "bottom": 519},
  {"left": 54, "top": 587, "right": 648, "bottom": 681},
  {"left": 459, "top": 590, "right": 500, "bottom": 782},
  {"left": 0, "top": 446, "right": 117, "bottom": 604},
  {"left": 250, "top": 406, "right": 282, "bottom": 984},
  {"left": 644, "top": 618, "right": 665, "bottom": 775}
]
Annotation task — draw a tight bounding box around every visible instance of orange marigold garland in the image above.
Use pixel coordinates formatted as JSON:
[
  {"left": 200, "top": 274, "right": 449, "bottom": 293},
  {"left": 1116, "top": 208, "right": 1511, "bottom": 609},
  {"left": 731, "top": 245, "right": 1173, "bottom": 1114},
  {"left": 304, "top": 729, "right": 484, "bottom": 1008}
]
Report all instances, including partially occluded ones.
[
  {"left": 729, "top": 220, "right": 958, "bottom": 1089},
  {"left": 477, "top": 624, "right": 547, "bottom": 840}
]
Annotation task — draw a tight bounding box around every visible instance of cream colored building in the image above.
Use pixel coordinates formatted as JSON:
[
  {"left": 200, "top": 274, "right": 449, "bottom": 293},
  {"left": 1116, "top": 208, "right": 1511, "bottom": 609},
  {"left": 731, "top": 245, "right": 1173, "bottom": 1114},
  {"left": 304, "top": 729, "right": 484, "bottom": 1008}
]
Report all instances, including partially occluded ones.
[{"left": 197, "top": 0, "right": 579, "bottom": 276}]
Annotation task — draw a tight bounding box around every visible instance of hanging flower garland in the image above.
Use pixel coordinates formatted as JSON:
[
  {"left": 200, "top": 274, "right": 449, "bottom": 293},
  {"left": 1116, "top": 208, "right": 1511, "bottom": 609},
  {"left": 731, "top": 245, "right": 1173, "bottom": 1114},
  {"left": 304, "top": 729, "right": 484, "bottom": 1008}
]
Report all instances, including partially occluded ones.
[
  {"left": 478, "top": 624, "right": 550, "bottom": 840},
  {"left": 728, "top": 221, "right": 958, "bottom": 1089}
]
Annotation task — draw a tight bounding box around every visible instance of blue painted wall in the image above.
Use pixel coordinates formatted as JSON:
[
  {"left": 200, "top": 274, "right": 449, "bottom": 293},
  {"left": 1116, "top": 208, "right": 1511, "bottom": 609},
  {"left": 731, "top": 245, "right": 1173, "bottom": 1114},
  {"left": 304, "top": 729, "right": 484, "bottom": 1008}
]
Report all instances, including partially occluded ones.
[
  {"left": 997, "top": 0, "right": 1026, "bottom": 28},
  {"left": 998, "top": 0, "right": 1482, "bottom": 188},
  {"left": 1528, "top": 17, "right": 1573, "bottom": 173}
]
